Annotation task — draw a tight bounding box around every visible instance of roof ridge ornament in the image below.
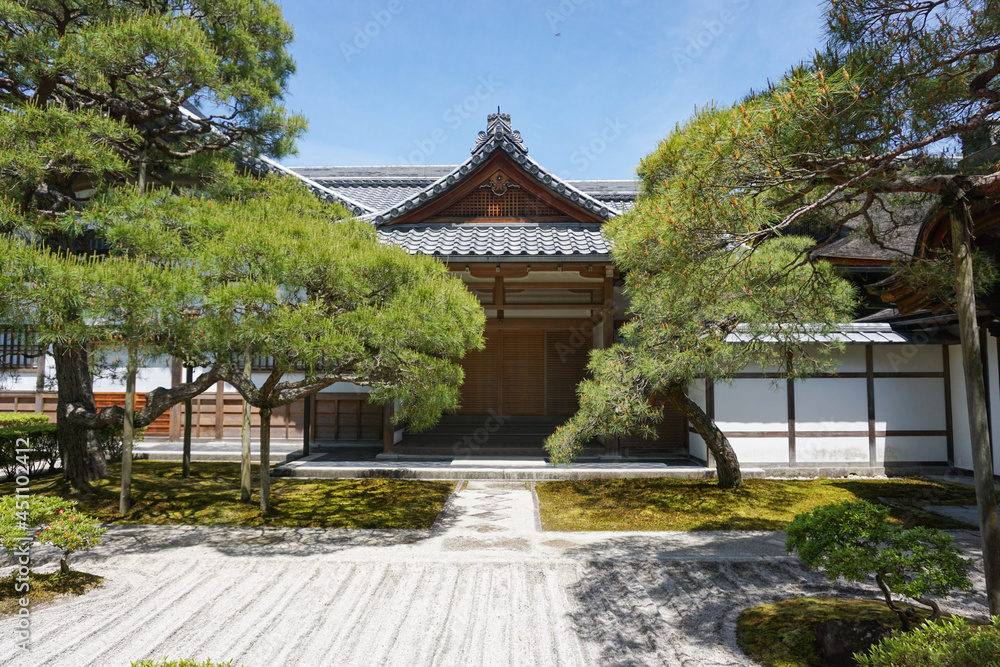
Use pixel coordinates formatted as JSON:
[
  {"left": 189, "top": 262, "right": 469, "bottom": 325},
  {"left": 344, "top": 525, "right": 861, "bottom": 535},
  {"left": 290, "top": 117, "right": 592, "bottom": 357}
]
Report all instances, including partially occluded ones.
[{"left": 472, "top": 110, "right": 528, "bottom": 155}]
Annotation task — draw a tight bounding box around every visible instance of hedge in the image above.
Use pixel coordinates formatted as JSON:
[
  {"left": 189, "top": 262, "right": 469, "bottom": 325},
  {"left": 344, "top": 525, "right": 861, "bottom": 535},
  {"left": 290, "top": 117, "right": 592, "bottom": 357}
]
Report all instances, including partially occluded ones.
[
  {"left": 0, "top": 423, "right": 59, "bottom": 477},
  {"left": 857, "top": 616, "right": 1000, "bottom": 667},
  {"left": 0, "top": 413, "right": 50, "bottom": 428}
]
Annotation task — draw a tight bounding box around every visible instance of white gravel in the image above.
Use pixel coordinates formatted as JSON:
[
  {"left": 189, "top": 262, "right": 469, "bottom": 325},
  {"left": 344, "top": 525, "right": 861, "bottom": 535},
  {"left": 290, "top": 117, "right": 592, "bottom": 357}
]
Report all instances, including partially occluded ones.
[{"left": 0, "top": 480, "right": 991, "bottom": 667}]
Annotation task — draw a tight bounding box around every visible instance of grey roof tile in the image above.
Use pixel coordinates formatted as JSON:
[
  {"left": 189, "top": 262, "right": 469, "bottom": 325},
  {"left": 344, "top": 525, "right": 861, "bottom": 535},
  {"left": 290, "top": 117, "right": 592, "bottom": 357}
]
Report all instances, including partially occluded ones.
[{"left": 378, "top": 223, "right": 609, "bottom": 258}]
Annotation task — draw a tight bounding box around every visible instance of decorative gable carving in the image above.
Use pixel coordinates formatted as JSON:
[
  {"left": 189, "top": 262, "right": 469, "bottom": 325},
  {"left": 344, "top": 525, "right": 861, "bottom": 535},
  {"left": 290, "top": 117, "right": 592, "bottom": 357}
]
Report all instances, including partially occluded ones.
[{"left": 434, "top": 169, "right": 564, "bottom": 220}]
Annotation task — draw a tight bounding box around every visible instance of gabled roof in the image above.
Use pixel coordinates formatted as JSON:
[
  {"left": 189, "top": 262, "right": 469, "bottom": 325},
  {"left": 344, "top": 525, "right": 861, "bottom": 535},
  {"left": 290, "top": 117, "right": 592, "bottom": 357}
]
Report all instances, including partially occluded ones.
[
  {"left": 285, "top": 114, "right": 640, "bottom": 221},
  {"left": 361, "top": 113, "right": 622, "bottom": 226}
]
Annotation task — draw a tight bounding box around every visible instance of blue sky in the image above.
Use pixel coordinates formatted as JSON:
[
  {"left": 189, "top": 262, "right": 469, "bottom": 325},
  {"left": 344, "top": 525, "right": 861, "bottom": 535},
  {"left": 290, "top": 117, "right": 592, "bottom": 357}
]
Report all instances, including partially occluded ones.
[{"left": 277, "top": 0, "right": 826, "bottom": 180}]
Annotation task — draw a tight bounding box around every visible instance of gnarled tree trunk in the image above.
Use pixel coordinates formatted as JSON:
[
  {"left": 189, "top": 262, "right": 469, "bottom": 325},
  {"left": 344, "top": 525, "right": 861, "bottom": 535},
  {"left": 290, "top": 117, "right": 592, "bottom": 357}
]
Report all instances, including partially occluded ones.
[
  {"left": 665, "top": 385, "right": 742, "bottom": 489},
  {"left": 259, "top": 407, "right": 272, "bottom": 513},
  {"left": 53, "top": 343, "right": 106, "bottom": 491},
  {"left": 950, "top": 199, "right": 1000, "bottom": 616}
]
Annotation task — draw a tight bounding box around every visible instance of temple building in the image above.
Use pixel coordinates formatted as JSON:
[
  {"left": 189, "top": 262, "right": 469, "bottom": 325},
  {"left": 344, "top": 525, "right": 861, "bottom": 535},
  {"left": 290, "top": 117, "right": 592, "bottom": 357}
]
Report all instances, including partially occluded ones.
[{"left": 2, "top": 114, "right": 999, "bottom": 476}]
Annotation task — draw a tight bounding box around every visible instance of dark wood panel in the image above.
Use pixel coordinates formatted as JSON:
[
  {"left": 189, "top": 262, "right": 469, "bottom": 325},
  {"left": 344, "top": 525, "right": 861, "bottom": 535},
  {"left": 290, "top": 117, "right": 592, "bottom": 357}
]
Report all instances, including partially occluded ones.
[{"left": 502, "top": 330, "right": 545, "bottom": 416}]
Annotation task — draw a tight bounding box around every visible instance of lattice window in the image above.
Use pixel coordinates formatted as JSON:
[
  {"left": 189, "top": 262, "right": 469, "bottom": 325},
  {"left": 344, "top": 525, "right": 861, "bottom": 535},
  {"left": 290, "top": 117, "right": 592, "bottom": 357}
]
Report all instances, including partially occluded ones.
[
  {"left": 0, "top": 328, "right": 41, "bottom": 370},
  {"left": 438, "top": 186, "right": 563, "bottom": 219}
]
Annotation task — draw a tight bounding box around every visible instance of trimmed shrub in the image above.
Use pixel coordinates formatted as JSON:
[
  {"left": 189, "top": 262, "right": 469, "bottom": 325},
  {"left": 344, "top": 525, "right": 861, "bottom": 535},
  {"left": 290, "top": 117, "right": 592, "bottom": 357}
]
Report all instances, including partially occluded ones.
[
  {"left": 0, "top": 413, "right": 50, "bottom": 428},
  {"left": 857, "top": 616, "right": 1000, "bottom": 667},
  {"left": 0, "top": 423, "right": 59, "bottom": 477},
  {"left": 786, "top": 500, "right": 973, "bottom": 629},
  {"left": 98, "top": 424, "right": 146, "bottom": 464},
  {"left": 0, "top": 495, "right": 106, "bottom": 573}
]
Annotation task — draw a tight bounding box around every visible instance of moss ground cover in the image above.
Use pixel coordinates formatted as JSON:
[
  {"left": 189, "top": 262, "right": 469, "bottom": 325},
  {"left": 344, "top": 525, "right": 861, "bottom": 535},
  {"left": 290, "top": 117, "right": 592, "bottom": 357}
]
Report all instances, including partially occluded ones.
[
  {"left": 535, "top": 477, "right": 980, "bottom": 531},
  {"left": 0, "top": 462, "right": 453, "bottom": 529},
  {"left": 0, "top": 570, "right": 103, "bottom": 617}
]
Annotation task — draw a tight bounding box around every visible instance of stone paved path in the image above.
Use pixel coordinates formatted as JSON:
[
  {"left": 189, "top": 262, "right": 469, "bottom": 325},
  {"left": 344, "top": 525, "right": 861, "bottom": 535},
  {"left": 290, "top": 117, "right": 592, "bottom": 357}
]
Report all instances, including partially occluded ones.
[{"left": 0, "top": 481, "right": 991, "bottom": 666}]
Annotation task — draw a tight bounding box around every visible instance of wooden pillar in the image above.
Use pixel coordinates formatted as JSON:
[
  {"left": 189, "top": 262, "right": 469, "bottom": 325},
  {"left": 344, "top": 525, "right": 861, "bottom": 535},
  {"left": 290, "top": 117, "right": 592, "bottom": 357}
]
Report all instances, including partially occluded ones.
[
  {"left": 944, "top": 344, "right": 954, "bottom": 466},
  {"left": 169, "top": 358, "right": 182, "bottom": 439},
  {"left": 787, "top": 351, "right": 796, "bottom": 466},
  {"left": 382, "top": 403, "right": 394, "bottom": 454},
  {"left": 866, "top": 344, "right": 877, "bottom": 467},
  {"left": 214, "top": 380, "right": 225, "bottom": 440},
  {"left": 494, "top": 275, "right": 505, "bottom": 320},
  {"left": 302, "top": 395, "right": 312, "bottom": 456},
  {"left": 603, "top": 268, "right": 614, "bottom": 349}
]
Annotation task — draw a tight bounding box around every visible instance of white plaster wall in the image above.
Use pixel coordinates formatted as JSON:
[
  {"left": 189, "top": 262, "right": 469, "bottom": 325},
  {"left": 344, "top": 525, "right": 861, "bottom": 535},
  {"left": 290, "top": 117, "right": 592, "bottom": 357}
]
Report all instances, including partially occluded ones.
[
  {"left": 727, "top": 437, "right": 789, "bottom": 464},
  {"left": 880, "top": 436, "right": 948, "bottom": 463},
  {"left": 821, "top": 345, "right": 867, "bottom": 373},
  {"left": 1, "top": 370, "right": 41, "bottom": 392},
  {"left": 874, "top": 378, "right": 945, "bottom": 431},
  {"left": 92, "top": 352, "right": 173, "bottom": 393},
  {"left": 687, "top": 380, "right": 708, "bottom": 462},
  {"left": 988, "top": 334, "right": 1000, "bottom": 474},
  {"left": 950, "top": 344, "right": 974, "bottom": 470},
  {"left": 714, "top": 379, "right": 787, "bottom": 432},
  {"left": 873, "top": 344, "right": 943, "bottom": 373},
  {"left": 796, "top": 378, "right": 867, "bottom": 432},
  {"left": 796, "top": 436, "right": 869, "bottom": 463}
]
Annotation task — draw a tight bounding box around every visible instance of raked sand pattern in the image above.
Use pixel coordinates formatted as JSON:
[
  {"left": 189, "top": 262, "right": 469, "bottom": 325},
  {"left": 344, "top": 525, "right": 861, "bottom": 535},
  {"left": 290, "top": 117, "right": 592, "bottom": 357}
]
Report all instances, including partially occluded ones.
[{"left": 1, "top": 481, "right": 991, "bottom": 666}]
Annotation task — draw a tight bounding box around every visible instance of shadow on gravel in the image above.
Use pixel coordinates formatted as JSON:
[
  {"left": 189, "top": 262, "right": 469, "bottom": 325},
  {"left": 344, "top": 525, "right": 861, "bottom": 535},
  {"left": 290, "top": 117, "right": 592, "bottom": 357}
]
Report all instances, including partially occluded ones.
[{"left": 559, "top": 534, "right": 986, "bottom": 666}]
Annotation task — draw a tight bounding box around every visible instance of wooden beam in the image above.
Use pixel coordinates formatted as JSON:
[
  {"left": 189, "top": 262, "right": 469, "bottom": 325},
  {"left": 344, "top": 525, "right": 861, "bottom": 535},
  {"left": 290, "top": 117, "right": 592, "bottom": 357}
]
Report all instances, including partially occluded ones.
[
  {"left": 485, "top": 317, "right": 600, "bottom": 330},
  {"left": 484, "top": 303, "right": 599, "bottom": 311},
  {"left": 459, "top": 262, "right": 610, "bottom": 280}
]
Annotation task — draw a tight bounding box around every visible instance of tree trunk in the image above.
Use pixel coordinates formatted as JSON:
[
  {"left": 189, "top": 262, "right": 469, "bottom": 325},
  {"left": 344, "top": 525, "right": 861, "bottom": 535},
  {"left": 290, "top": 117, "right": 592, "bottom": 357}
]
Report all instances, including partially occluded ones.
[
  {"left": 53, "top": 343, "right": 106, "bottom": 491},
  {"left": 183, "top": 365, "right": 193, "bottom": 478},
  {"left": 259, "top": 407, "right": 272, "bottom": 513},
  {"left": 59, "top": 556, "right": 69, "bottom": 575},
  {"left": 665, "top": 385, "right": 742, "bottom": 489},
  {"left": 240, "top": 351, "right": 252, "bottom": 503},
  {"left": 119, "top": 345, "right": 138, "bottom": 515},
  {"left": 950, "top": 202, "right": 1000, "bottom": 616}
]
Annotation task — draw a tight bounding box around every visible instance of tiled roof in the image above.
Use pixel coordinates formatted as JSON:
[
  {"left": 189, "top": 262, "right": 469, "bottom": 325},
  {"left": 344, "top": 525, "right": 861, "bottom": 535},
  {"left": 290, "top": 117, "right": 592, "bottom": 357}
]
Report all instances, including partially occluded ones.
[
  {"left": 724, "top": 322, "right": 944, "bottom": 344},
  {"left": 284, "top": 117, "right": 641, "bottom": 225},
  {"left": 377, "top": 223, "right": 609, "bottom": 258}
]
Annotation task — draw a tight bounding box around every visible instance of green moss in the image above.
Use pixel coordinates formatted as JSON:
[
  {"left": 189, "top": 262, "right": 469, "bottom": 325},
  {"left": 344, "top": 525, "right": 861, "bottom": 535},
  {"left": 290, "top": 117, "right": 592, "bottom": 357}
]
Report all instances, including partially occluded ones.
[
  {"left": 0, "top": 570, "right": 103, "bottom": 617},
  {"left": 0, "top": 462, "right": 453, "bottom": 529},
  {"left": 737, "top": 598, "right": 922, "bottom": 667},
  {"left": 535, "top": 478, "right": 979, "bottom": 531}
]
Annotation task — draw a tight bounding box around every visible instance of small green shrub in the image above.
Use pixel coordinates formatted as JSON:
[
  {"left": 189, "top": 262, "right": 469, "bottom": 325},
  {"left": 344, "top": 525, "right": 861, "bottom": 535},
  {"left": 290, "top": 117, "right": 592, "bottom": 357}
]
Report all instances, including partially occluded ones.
[
  {"left": 131, "top": 659, "right": 239, "bottom": 667},
  {"left": 0, "top": 423, "right": 59, "bottom": 477},
  {"left": 0, "top": 495, "right": 106, "bottom": 573},
  {"left": 786, "top": 500, "right": 972, "bottom": 629},
  {"left": 0, "top": 413, "right": 50, "bottom": 428},
  {"left": 857, "top": 616, "right": 1000, "bottom": 667},
  {"left": 99, "top": 423, "right": 146, "bottom": 464}
]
